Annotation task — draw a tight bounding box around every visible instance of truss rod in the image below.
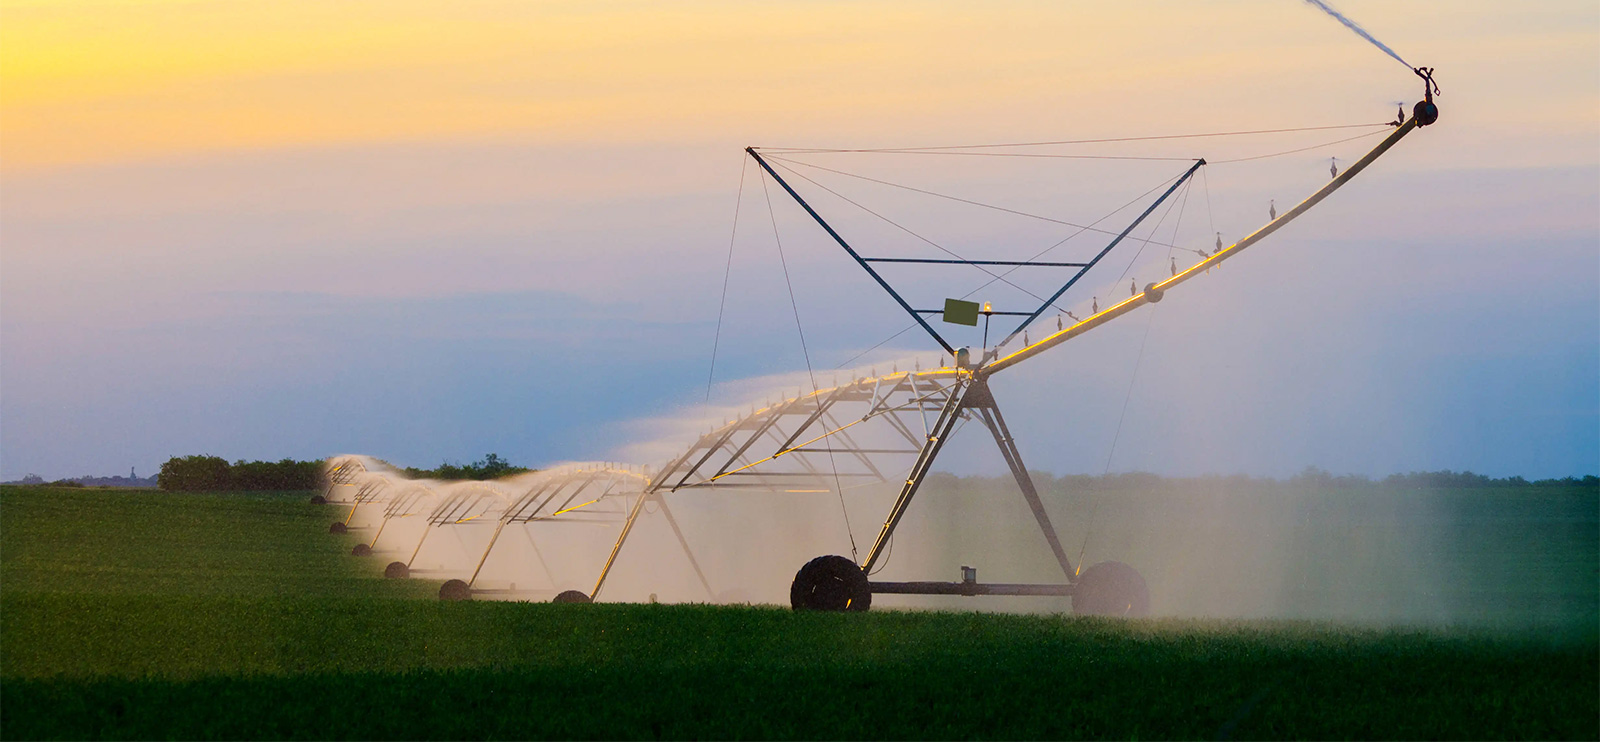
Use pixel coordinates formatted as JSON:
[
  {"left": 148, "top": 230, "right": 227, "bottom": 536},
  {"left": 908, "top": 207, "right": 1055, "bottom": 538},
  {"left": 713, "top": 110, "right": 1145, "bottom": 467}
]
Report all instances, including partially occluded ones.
[
  {"left": 862, "top": 374, "right": 970, "bottom": 572},
  {"left": 864, "top": 258, "right": 1088, "bottom": 267},
  {"left": 984, "top": 116, "right": 1420, "bottom": 375},
  {"left": 747, "top": 147, "right": 955, "bottom": 355},
  {"left": 999, "top": 159, "right": 1205, "bottom": 347},
  {"left": 974, "top": 401, "right": 1075, "bottom": 580}
]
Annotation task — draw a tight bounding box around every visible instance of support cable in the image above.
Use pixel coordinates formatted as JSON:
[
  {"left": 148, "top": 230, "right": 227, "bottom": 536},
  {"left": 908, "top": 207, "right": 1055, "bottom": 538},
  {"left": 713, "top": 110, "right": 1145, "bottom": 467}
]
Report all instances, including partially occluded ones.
[
  {"left": 788, "top": 151, "right": 1197, "bottom": 161},
  {"left": 759, "top": 169, "right": 859, "bottom": 561},
  {"left": 705, "top": 157, "right": 747, "bottom": 403},
  {"left": 1077, "top": 296, "right": 1160, "bottom": 574},
  {"left": 1114, "top": 176, "right": 1191, "bottom": 285},
  {"left": 765, "top": 154, "right": 1188, "bottom": 251},
  {"left": 1164, "top": 169, "right": 1194, "bottom": 271},
  {"left": 831, "top": 172, "right": 1184, "bottom": 369},
  {"left": 1209, "top": 129, "right": 1388, "bottom": 164},
  {"left": 1201, "top": 165, "right": 1217, "bottom": 248},
  {"left": 768, "top": 159, "right": 1070, "bottom": 314},
  {"left": 760, "top": 122, "right": 1393, "bottom": 154}
]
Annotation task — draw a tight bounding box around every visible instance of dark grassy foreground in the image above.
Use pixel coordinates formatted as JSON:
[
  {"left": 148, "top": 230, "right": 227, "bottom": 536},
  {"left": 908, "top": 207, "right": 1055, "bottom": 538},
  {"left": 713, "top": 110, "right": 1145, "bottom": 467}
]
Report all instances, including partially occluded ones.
[{"left": 2, "top": 486, "right": 1596, "bottom": 740}]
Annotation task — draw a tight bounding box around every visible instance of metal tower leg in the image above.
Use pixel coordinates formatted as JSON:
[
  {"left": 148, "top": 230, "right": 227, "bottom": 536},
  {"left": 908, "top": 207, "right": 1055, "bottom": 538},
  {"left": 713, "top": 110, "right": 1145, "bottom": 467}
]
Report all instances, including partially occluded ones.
[
  {"left": 657, "top": 496, "right": 715, "bottom": 599},
  {"left": 522, "top": 526, "right": 558, "bottom": 586},
  {"left": 468, "top": 519, "right": 508, "bottom": 587},
  {"left": 591, "top": 489, "right": 653, "bottom": 600},
  {"left": 368, "top": 516, "right": 390, "bottom": 550},
  {"left": 406, "top": 526, "right": 432, "bottom": 568},
  {"left": 861, "top": 376, "right": 969, "bottom": 573},
  {"left": 973, "top": 399, "right": 1076, "bottom": 581}
]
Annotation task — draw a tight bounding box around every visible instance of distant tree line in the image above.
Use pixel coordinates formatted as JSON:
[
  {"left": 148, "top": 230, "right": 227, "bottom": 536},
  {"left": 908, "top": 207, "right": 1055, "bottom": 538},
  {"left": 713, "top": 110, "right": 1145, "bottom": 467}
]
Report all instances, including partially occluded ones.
[
  {"left": 157, "top": 455, "right": 322, "bottom": 492},
  {"left": 927, "top": 468, "right": 1598, "bottom": 495},
  {"left": 7, "top": 472, "right": 158, "bottom": 488},
  {"left": 9, "top": 475, "right": 87, "bottom": 488},
  {"left": 402, "top": 453, "right": 531, "bottom": 481}
]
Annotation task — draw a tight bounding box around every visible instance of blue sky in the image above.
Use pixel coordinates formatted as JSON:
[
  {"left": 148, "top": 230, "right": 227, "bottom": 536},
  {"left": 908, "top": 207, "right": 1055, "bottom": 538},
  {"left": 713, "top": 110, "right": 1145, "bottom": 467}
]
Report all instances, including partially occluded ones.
[{"left": 2, "top": 0, "right": 1595, "bottom": 480}]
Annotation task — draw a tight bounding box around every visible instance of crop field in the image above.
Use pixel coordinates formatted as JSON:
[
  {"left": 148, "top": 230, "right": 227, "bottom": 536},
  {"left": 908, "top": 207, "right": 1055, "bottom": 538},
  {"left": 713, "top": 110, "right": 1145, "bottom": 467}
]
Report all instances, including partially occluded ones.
[{"left": 1, "top": 485, "right": 1595, "bottom": 740}]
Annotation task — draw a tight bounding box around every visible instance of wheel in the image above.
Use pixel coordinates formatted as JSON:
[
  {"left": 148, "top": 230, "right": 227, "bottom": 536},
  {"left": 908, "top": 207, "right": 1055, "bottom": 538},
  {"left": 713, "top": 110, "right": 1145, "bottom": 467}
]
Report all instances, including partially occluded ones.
[
  {"left": 384, "top": 561, "right": 409, "bottom": 579},
  {"left": 309, "top": 495, "right": 326, "bottom": 505},
  {"left": 439, "top": 579, "right": 472, "bottom": 601},
  {"left": 328, "top": 522, "right": 348, "bottom": 535},
  {"left": 552, "top": 589, "right": 592, "bottom": 604},
  {"left": 790, "top": 555, "right": 871, "bottom": 612},
  {"left": 350, "top": 543, "right": 372, "bottom": 557},
  {"left": 1072, "top": 561, "right": 1149, "bottom": 617}
]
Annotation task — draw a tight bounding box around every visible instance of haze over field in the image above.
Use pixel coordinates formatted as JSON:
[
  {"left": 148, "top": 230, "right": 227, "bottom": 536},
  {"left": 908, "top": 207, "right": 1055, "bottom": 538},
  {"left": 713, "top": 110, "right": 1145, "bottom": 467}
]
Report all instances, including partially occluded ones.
[{"left": 2, "top": 0, "right": 1596, "bottom": 481}]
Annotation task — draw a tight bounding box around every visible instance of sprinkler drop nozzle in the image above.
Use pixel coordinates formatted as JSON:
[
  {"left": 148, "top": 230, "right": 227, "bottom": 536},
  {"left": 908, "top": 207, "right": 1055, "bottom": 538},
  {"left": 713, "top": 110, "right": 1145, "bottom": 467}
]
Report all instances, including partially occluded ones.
[{"left": 1411, "top": 67, "right": 1440, "bottom": 126}]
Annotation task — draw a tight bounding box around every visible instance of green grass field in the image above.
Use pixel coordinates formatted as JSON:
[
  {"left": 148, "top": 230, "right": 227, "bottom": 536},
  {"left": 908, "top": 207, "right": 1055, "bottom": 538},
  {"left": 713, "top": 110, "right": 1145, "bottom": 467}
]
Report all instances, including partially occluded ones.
[{"left": 2, "top": 486, "right": 1595, "bottom": 739}]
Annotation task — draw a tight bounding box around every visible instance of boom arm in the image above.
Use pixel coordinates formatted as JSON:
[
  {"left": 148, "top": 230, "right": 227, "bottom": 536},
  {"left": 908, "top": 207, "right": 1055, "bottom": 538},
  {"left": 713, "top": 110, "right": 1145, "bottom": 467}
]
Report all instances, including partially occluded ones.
[{"left": 981, "top": 116, "right": 1421, "bottom": 376}]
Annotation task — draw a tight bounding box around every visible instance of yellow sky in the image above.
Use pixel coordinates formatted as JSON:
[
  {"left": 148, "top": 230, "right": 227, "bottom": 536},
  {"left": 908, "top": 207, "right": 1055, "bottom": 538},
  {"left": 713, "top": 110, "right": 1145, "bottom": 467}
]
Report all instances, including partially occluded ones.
[{"left": 1, "top": 0, "right": 1595, "bottom": 173}]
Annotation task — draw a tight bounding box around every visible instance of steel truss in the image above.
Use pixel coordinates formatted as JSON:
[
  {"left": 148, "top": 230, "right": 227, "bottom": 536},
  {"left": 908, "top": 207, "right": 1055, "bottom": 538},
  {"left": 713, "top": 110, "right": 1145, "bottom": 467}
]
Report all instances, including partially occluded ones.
[
  {"left": 588, "top": 365, "right": 1080, "bottom": 600},
  {"left": 587, "top": 113, "right": 1429, "bottom": 607},
  {"left": 368, "top": 465, "right": 711, "bottom": 600}
]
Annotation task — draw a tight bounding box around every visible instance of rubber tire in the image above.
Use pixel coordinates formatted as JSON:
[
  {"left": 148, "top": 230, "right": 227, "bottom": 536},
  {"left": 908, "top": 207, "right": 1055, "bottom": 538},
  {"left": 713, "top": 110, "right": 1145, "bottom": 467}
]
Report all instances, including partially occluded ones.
[
  {"left": 790, "top": 555, "right": 871, "bottom": 612},
  {"left": 552, "top": 590, "right": 592, "bottom": 604},
  {"left": 1072, "top": 561, "right": 1149, "bottom": 617},
  {"left": 384, "top": 561, "right": 409, "bottom": 579},
  {"left": 350, "top": 543, "right": 372, "bottom": 557},
  {"left": 328, "top": 522, "right": 348, "bottom": 535},
  {"left": 309, "top": 495, "right": 326, "bottom": 505},
  {"left": 439, "top": 579, "right": 472, "bottom": 601}
]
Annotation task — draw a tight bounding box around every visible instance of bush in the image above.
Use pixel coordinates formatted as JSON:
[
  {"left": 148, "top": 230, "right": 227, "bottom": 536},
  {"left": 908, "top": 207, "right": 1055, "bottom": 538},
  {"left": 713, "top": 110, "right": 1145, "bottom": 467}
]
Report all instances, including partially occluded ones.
[
  {"left": 402, "top": 453, "right": 531, "bottom": 481},
  {"left": 157, "top": 456, "right": 321, "bottom": 492},
  {"left": 158, "top": 455, "right": 232, "bottom": 492}
]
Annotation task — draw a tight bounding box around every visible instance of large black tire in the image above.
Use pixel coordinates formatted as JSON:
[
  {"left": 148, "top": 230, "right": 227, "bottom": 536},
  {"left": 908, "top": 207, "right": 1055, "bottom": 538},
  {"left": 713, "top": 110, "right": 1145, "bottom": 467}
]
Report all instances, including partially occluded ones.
[
  {"left": 328, "top": 522, "right": 348, "bottom": 535},
  {"left": 1072, "top": 561, "right": 1149, "bottom": 617},
  {"left": 439, "top": 579, "right": 472, "bottom": 601},
  {"left": 552, "top": 590, "right": 592, "bottom": 604},
  {"left": 384, "top": 561, "right": 409, "bottom": 579},
  {"left": 790, "top": 555, "right": 871, "bottom": 612},
  {"left": 350, "top": 543, "right": 372, "bottom": 557}
]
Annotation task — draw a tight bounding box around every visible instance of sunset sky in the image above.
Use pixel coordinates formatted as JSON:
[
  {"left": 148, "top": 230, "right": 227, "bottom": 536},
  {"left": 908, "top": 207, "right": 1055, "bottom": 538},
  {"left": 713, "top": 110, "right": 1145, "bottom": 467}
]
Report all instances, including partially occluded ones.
[{"left": 2, "top": 0, "right": 1595, "bottom": 480}]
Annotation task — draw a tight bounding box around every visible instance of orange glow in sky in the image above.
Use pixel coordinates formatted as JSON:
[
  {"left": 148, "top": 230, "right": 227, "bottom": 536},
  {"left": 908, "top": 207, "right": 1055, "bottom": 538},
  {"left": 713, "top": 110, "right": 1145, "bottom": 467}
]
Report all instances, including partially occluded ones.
[{"left": 4, "top": 1, "right": 1594, "bottom": 172}]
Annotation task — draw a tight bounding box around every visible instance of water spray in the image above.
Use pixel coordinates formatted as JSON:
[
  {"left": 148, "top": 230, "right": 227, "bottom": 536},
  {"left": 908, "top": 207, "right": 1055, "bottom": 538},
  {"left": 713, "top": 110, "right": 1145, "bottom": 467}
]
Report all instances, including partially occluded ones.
[
  {"left": 319, "top": 8, "right": 1441, "bottom": 615},
  {"left": 1300, "top": 0, "right": 1412, "bottom": 69}
]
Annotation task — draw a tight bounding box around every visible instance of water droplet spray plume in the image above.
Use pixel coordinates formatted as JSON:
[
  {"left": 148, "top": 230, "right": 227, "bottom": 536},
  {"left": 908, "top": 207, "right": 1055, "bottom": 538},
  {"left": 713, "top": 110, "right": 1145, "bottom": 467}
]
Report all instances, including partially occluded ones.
[{"left": 1300, "top": 0, "right": 1412, "bottom": 69}]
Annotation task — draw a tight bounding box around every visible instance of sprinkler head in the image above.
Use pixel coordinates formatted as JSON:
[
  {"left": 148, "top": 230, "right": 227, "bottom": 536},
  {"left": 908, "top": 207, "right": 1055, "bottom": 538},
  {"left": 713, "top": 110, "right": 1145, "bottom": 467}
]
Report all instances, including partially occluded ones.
[{"left": 1412, "top": 98, "right": 1439, "bottom": 127}]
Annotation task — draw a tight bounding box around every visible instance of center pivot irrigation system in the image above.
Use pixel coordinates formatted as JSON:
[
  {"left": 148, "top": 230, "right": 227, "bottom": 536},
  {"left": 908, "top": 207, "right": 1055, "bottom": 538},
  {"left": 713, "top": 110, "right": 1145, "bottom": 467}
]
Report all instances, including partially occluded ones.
[
  {"left": 325, "top": 58, "right": 1440, "bottom": 613},
  {"left": 601, "top": 73, "right": 1438, "bottom": 613}
]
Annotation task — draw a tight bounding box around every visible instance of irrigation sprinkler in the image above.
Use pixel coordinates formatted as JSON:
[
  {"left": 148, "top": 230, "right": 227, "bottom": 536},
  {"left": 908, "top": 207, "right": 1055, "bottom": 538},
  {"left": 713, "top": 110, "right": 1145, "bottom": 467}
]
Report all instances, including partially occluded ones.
[
  {"left": 425, "top": 465, "right": 710, "bottom": 603},
  {"left": 329, "top": 480, "right": 389, "bottom": 536},
  {"left": 318, "top": 51, "right": 1439, "bottom": 614},
  {"left": 318, "top": 456, "right": 371, "bottom": 505},
  {"left": 584, "top": 95, "right": 1438, "bottom": 614},
  {"left": 354, "top": 484, "right": 435, "bottom": 558},
  {"left": 405, "top": 482, "right": 510, "bottom": 598}
]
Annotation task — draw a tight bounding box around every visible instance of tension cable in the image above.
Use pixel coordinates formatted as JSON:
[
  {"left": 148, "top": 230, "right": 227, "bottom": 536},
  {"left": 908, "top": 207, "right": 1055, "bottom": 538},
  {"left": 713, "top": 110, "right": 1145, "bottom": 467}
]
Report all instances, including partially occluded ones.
[
  {"left": 761, "top": 122, "right": 1393, "bottom": 154},
  {"left": 705, "top": 157, "right": 747, "bottom": 403},
  {"left": 759, "top": 168, "right": 859, "bottom": 561}
]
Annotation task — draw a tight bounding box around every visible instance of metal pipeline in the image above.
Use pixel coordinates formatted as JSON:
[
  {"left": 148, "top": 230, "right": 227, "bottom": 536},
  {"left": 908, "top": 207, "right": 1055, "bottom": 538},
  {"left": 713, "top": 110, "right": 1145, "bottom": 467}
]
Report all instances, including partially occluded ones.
[{"left": 982, "top": 115, "right": 1423, "bottom": 377}]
